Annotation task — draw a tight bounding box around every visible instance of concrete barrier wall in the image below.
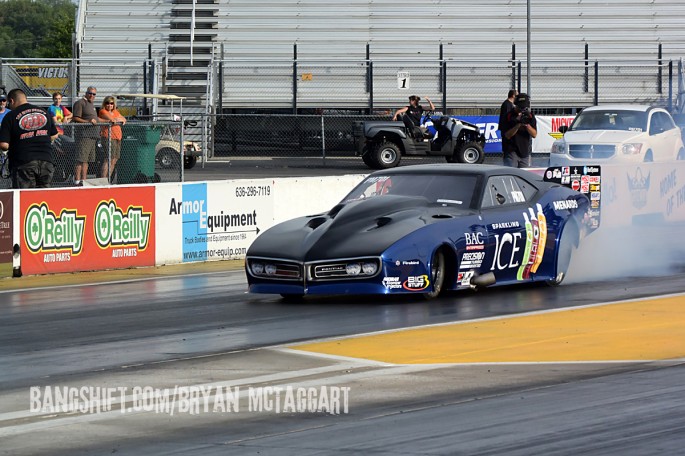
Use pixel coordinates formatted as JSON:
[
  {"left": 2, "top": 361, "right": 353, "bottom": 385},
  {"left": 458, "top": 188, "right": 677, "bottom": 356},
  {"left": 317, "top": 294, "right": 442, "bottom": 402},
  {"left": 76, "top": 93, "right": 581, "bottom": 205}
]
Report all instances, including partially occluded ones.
[{"left": 3, "top": 163, "right": 685, "bottom": 278}]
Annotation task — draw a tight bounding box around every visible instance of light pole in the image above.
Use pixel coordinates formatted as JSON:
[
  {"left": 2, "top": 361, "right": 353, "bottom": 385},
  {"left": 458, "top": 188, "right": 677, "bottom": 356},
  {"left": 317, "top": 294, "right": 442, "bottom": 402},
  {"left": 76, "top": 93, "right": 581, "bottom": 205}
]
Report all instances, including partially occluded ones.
[{"left": 527, "top": 0, "right": 531, "bottom": 95}]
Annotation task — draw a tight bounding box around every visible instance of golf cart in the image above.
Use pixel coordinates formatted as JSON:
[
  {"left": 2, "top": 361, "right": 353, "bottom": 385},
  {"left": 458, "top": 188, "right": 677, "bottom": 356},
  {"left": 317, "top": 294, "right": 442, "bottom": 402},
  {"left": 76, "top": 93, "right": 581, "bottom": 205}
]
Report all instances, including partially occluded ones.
[
  {"left": 353, "top": 113, "right": 486, "bottom": 169},
  {"left": 115, "top": 94, "right": 202, "bottom": 170}
]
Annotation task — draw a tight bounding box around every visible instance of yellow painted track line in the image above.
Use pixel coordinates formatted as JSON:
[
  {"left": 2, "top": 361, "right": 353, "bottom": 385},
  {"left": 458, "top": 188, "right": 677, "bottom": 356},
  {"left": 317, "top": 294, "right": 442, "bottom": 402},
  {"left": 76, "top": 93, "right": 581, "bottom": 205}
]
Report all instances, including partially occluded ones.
[{"left": 292, "top": 295, "right": 685, "bottom": 364}]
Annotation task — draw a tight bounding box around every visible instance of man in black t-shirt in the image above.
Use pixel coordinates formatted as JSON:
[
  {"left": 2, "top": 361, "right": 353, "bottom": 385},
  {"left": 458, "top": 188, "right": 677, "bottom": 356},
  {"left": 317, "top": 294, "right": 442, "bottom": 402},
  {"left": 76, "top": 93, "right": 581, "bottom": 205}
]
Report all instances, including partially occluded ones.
[
  {"left": 393, "top": 95, "right": 435, "bottom": 126},
  {"left": 502, "top": 93, "right": 537, "bottom": 168},
  {"left": 0, "top": 89, "right": 59, "bottom": 188},
  {"left": 498, "top": 89, "right": 517, "bottom": 132}
]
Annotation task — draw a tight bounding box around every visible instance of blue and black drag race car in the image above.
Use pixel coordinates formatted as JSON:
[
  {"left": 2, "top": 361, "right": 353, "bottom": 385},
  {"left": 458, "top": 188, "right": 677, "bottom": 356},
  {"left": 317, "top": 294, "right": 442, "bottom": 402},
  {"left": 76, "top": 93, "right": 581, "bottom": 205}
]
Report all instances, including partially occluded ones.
[{"left": 246, "top": 164, "right": 600, "bottom": 299}]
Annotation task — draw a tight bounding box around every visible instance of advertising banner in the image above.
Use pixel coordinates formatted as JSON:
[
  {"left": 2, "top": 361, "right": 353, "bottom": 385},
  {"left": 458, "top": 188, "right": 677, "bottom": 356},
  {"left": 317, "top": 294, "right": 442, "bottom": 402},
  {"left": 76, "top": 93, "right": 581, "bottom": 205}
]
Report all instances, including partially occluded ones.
[
  {"left": 601, "top": 163, "right": 685, "bottom": 227},
  {"left": 157, "top": 180, "right": 275, "bottom": 264},
  {"left": 14, "top": 65, "right": 70, "bottom": 95},
  {"left": 445, "top": 115, "right": 576, "bottom": 154},
  {"left": 0, "top": 191, "right": 13, "bottom": 277},
  {"left": 20, "top": 187, "right": 156, "bottom": 275}
]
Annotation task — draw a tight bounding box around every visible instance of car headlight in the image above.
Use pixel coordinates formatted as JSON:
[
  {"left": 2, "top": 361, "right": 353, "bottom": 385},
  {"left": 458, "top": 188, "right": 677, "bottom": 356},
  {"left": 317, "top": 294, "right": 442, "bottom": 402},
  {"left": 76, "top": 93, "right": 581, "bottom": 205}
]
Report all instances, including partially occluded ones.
[
  {"left": 551, "top": 139, "right": 567, "bottom": 154},
  {"left": 362, "top": 262, "right": 378, "bottom": 275},
  {"left": 622, "top": 143, "right": 643, "bottom": 155},
  {"left": 251, "top": 262, "right": 264, "bottom": 275},
  {"left": 264, "top": 264, "right": 277, "bottom": 276},
  {"left": 346, "top": 263, "right": 362, "bottom": 276}
]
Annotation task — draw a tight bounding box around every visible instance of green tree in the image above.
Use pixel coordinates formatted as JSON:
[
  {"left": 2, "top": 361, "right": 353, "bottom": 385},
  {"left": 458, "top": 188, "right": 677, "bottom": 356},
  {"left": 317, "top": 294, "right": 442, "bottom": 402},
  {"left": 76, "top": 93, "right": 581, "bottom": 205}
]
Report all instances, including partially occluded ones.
[{"left": 0, "top": 0, "right": 76, "bottom": 58}]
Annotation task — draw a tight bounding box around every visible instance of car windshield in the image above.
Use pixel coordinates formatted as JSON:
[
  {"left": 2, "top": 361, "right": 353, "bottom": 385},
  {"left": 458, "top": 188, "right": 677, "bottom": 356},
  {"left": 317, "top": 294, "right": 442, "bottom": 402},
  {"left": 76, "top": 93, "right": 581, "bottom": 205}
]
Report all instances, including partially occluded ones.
[
  {"left": 570, "top": 110, "right": 647, "bottom": 132},
  {"left": 342, "top": 173, "right": 478, "bottom": 208}
]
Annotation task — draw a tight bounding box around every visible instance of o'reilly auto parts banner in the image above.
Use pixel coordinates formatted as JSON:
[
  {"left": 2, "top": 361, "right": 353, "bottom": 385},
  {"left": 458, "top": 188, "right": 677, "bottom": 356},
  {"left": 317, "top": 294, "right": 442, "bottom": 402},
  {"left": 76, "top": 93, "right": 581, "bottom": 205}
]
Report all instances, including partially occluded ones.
[
  {"left": 20, "top": 187, "right": 156, "bottom": 275},
  {"left": 0, "top": 191, "right": 13, "bottom": 277},
  {"left": 156, "top": 180, "right": 274, "bottom": 264}
]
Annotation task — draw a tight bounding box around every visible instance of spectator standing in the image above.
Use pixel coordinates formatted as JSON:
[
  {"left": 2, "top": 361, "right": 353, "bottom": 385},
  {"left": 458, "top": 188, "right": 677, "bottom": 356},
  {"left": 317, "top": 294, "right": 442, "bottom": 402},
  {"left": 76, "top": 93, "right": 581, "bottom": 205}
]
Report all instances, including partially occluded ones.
[
  {"left": 47, "top": 92, "right": 72, "bottom": 136},
  {"left": 498, "top": 89, "right": 517, "bottom": 133},
  {"left": 0, "top": 89, "right": 59, "bottom": 188},
  {"left": 502, "top": 93, "right": 537, "bottom": 168},
  {"left": 72, "top": 86, "right": 99, "bottom": 186},
  {"left": 98, "top": 96, "right": 126, "bottom": 180},
  {"left": 0, "top": 94, "right": 9, "bottom": 124}
]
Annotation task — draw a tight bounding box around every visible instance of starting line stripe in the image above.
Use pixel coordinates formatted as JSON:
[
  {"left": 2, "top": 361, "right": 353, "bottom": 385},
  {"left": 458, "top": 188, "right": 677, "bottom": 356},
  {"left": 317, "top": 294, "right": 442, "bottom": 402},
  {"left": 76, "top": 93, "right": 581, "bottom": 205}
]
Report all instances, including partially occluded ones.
[{"left": 291, "top": 295, "right": 685, "bottom": 364}]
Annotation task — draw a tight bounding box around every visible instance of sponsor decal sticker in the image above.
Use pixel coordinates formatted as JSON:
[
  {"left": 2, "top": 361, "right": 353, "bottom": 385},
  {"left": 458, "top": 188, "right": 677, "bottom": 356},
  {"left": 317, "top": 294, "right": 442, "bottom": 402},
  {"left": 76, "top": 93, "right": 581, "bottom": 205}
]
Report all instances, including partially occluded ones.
[
  {"left": 382, "top": 276, "right": 402, "bottom": 289},
  {"left": 553, "top": 199, "right": 579, "bottom": 211},
  {"left": 491, "top": 221, "right": 520, "bottom": 229},
  {"left": 402, "top": 275, "right": 430, "bottom": 291}
]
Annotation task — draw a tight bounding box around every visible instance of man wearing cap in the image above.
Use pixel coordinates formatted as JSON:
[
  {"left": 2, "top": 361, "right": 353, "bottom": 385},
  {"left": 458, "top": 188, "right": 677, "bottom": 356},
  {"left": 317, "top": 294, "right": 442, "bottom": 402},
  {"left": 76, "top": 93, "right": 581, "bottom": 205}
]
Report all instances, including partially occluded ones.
[
  {"left": 72, "top": 86, "right": 99, "bottom": 186},
  {"left": 0, "top": 94, "right": 9, "bottom": 124},
  {"left": 502, "top": 92, "right": 537, "bottom": 168},
  {"left": 393, "top": 95, "right": 435, "bottom": 126},
  {"left": 0, "top": 89, "right": 59, "bottom": 188}
]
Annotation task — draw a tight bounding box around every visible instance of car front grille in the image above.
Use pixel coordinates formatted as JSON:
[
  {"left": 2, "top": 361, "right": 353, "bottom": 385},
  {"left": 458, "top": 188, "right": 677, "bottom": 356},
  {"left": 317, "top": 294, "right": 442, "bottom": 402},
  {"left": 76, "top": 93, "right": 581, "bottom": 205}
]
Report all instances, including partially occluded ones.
[
  {"left": 247, "top": 258, "right": 302, "bottom": 281},
  {"left": 569, "top": 144, "right": 616, "bottom": 159},
  {"left": 309, "top": 257, "right": 381, "bottom": 281}
]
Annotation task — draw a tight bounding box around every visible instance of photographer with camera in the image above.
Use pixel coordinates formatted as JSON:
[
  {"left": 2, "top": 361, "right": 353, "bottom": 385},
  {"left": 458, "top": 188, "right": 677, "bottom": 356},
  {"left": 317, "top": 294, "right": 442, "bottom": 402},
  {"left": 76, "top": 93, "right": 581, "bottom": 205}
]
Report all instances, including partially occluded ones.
[{"left": 502, "top": 93, "right": 537, "bottom": 168}]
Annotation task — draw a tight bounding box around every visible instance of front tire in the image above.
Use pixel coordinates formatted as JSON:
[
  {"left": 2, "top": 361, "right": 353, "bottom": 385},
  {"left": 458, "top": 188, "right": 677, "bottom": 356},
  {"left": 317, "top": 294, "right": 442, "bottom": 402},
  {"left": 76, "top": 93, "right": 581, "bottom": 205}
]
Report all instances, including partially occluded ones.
[
  {"left": 361, "top": 150, "right": 378, "bottom": 169},
  {"left": 453, "top": 141, "right": 485, "bottom": 164},
  {"left": 423, "top": 250, "right": 446, "bottom": 299},
  {"left": 184, "top": 155, "right": 198, "bottom": 169},
  {"left": 372, "top": 141, "right": 402, "bottom": 169},
  {"left": 156, "top": 148, "right": 180, "bottom": 169}
]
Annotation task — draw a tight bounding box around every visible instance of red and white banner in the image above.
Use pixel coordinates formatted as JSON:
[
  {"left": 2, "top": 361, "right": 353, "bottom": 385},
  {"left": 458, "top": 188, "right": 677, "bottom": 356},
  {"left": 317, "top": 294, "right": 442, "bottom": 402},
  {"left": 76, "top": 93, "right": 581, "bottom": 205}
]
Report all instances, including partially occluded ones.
[{"left": 20, "top": 187, "right": 156, "bottom": 275}]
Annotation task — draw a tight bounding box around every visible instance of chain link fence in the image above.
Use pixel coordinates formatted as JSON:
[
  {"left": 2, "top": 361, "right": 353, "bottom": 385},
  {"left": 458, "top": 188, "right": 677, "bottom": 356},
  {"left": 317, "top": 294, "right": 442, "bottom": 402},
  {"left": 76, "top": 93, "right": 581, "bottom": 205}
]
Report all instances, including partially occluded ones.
[
  {"left": 212, "top": 114, "right": 387, "bottom": 159},
  {"left": 0, "top": 121, "right": 183, "bottom": 189}
]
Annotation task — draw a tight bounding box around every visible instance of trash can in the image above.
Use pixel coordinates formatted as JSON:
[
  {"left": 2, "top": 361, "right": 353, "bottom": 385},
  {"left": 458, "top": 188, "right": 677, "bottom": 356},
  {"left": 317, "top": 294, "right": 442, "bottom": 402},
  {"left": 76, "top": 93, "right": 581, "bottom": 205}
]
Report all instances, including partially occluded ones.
[{"left": 117, "top": 125, "right": 161, "bottom": 184}]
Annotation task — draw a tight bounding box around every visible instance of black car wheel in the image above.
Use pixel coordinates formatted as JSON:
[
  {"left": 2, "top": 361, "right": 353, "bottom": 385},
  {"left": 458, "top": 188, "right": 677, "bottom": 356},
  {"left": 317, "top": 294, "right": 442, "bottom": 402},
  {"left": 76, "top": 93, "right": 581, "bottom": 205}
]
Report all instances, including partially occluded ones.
[
  {"left": 547, "top": 223, "right": 577, "bottom": 287},
  {"left": 156, "top": 148, "right": 180, "bottom": 169},
  {"left": 373, "top": 141, "right": 402, "bottom": 169},
  {"left": 424, "top": 250, "right": 446, "bottom": 299},
  {"left": 184, "top": 155, "right": 198, "bottom": 169},
  {"left": 453, "top": 141, "right": 485, "bottom": 164},
  {"left": 362, "top": 151, "right": 378, "bottom": 169}
]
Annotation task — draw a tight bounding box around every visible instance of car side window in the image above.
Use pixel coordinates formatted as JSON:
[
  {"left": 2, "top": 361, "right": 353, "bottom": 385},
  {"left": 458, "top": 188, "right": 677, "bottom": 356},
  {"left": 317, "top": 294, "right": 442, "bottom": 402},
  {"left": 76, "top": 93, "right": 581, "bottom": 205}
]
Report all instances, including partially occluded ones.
[
  {"left": 649, "top": 112, "right": 673, "bottom": 135},
  {"left": 481, "top": 176, "right": 526, "bottom": 208},
  {"left": 514, "top": 176, "right": 538, "bottom": 201}
]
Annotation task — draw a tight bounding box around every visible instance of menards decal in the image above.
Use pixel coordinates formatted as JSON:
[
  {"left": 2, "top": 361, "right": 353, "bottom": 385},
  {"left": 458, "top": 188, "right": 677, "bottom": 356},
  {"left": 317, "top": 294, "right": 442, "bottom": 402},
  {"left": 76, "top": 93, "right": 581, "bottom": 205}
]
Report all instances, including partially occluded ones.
[
  {"left": 94, "top": 200, "right": 151, "bottom": 250},
  {"left": 24, "top": 203, "right": 85, "bottom": 254}
]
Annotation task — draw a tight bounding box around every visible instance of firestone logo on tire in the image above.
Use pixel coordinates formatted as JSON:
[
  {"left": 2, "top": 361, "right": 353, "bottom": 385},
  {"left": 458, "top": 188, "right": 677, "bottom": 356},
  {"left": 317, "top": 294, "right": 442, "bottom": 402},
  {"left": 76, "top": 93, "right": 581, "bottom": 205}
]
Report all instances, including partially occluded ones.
[
  {"left": 24, "top": 203, "right": 85, "bottom": 254},
  {"left": 94, "top": 200, "right": 151, "bottom": 249}
]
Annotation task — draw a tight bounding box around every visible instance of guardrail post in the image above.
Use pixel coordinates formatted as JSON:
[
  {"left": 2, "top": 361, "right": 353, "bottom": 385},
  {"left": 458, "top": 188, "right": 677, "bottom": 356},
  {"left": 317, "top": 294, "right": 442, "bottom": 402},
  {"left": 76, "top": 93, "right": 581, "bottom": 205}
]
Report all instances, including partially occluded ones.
[
  {"left": 511, "top": 44, "right": 516, "bottom": 89},
  {"left": 658, "top": 43, "right": 663, "bottom": 94},
  {"left": 442, "top": 60, "right": 447, "bottom": 112},
  {"left": 583, "top": 43, "right": 589, "bottom": 93},
  {"left": 594, "top": 61, "right": 599, "bottom": 105},
  {"left": 218, "top": 60, "right": 223, "bottom": 114},
  {"left": 368, "top": 60, "right": 374, "bottom": 113},
  {"left": 321, "top": 115, "right": 326, "bottom": 166},
  {"left": 517, "top": 61, "right": 522, "bottom": 94},
  {"left": 292, "top": 44, "right": 298, "bottom": 114},
  {"left": 668, "top": 60, "right": 673, "bottom": 112}
]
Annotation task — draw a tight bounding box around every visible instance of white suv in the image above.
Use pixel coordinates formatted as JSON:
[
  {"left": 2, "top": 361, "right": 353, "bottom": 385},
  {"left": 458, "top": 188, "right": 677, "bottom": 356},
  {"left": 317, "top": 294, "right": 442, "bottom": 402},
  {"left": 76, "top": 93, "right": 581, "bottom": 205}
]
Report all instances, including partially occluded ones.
[{"left": 550, "top": 105, "right": 685, "bottom": 165}]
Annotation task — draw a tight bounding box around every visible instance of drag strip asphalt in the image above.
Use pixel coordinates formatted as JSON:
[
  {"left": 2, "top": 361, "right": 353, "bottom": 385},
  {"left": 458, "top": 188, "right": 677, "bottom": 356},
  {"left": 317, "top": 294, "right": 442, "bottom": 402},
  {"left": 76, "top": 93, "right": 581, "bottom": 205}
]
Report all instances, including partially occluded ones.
[{"left": 1, "top": 263, "right": 685, "bottom": 455}]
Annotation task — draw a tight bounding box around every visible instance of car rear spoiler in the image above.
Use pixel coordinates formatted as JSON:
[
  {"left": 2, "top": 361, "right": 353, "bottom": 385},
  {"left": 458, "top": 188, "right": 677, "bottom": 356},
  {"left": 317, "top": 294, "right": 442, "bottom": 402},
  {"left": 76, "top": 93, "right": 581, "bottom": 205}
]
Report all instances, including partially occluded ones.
[{"left": 543, "top": 165, "right": 601, "bottom": 233}]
